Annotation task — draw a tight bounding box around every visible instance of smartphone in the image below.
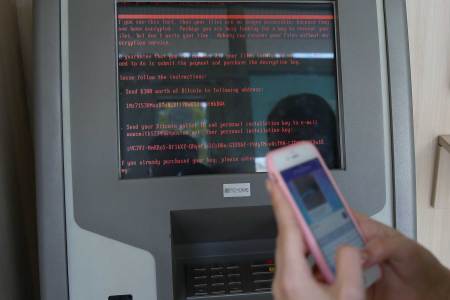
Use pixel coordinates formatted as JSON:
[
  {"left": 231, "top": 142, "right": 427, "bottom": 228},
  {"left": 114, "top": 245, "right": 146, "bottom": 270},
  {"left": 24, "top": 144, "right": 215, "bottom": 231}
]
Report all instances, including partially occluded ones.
[{"left": 266, "top": 142, "right": 380, "bottom": 287}]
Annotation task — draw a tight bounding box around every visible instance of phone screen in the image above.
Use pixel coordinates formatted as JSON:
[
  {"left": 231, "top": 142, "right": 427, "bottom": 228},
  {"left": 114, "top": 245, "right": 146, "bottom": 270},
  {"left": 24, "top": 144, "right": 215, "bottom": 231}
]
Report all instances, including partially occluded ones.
[{"left": 281, "top": 158, "right": 364, "bottom": 273}]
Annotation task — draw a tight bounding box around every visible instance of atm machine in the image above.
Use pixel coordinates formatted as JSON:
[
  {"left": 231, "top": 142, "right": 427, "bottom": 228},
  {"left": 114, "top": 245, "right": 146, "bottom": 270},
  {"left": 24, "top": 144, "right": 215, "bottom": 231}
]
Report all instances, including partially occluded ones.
[{"left": 35, "top": 0, "right": 415, "bottom": 299}]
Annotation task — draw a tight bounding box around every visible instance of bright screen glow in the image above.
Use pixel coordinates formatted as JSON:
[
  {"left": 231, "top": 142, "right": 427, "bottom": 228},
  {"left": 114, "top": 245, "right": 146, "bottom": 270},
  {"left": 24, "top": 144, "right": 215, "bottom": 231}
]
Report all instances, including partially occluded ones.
[{"left": 117, "top": 2, "right": 342, "bottom": 179}]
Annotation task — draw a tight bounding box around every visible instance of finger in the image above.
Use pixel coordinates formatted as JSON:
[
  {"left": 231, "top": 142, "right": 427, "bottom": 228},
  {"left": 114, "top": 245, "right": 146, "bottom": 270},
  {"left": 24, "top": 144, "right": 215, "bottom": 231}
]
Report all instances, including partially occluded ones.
[
  {"left": 266, "top": 179, "right": 314, "bottom": 283},
  {"left": 334, "top": 246, "right": 365, "bottom": 300},
  {"left": 364, "top": 235, "right": 407, "bottom": 266},
  {"left": 267, "top": 179, "right": 304, "bottom": 237},
  {"left": 351, "top": 209, "right": 395, "bottom": 241}
]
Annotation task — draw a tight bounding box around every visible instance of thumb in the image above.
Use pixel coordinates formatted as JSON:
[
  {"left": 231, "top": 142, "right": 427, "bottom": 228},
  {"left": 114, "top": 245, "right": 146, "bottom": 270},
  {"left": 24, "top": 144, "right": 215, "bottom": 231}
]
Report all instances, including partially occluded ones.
[
  {"left": 364, "top": 234, "right": 407, "bottom": 266},
  {"left": 333, "top": 246, "right": 365, "bottom": 300},
  {"left": 266, "top": 180, "right": 310, "bottom": 266}
]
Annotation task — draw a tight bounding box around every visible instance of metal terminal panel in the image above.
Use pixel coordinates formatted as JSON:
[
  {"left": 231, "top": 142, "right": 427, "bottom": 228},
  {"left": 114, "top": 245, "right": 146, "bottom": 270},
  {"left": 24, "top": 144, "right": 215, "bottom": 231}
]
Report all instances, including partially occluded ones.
[
  {"left": 66, "top": 1, "right": 390, "bottom": 299},
  {"left": 384, "top": 0, "right": 416, "bottom": 239},
  {"left": 34, "top": 0, "right": 69, "bottom": 298},
  {"left": 34, "top": 0, "right": 416, "bottom": 299}
]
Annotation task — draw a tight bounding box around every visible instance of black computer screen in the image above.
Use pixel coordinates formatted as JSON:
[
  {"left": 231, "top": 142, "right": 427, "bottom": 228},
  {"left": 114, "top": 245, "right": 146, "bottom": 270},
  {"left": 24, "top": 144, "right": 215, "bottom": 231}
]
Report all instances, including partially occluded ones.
[{"left": 116, "top": 1, "right": 342, "bottom": 179}]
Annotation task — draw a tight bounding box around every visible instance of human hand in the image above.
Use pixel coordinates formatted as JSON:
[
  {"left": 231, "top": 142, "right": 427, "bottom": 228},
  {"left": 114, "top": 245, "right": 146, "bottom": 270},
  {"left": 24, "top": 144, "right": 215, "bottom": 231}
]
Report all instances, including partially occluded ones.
[
  {"left": 266, "top": 179, "right": 366, "bottom": 300},
  {"left": 267, "top": 176, "right": 450, "bottom": 300},
  {"left": 356, "top": 212, "right": 450, "bottom": 300}
]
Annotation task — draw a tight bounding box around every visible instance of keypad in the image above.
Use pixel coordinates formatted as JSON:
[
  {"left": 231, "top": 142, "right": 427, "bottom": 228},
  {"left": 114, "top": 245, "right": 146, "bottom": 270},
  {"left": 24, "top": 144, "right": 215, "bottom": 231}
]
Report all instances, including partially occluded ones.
[
  {"left": 250, "top": 260, "right": 275, "bottom": 292},
  {"left": 186, "top": 259, "right": 275, "bottom": 298}
]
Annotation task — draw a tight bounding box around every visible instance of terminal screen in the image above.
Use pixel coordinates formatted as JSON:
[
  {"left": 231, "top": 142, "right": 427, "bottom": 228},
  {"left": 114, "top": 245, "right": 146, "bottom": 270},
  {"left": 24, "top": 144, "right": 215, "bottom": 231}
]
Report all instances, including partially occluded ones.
[{"left": 117, "top": 2, "right": 342, "bottom": 179}]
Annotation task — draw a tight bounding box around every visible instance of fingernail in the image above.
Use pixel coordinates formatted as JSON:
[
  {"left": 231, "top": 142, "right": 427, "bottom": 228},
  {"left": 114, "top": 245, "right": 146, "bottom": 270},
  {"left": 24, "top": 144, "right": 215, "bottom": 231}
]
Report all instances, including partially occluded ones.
[
  {"left": 265, "top": 179, "right": 272, "bottom": 192},
  {"left": 361, "top": 249, "right": 369, "bottom": 263}
]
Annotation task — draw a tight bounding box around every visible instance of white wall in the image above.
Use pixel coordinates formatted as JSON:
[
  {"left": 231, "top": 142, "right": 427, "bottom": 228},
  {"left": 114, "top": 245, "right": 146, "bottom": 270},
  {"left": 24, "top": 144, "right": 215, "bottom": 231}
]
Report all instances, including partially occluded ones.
[{"left": 407, "top": 0, "right": 450, "bottom": 266}]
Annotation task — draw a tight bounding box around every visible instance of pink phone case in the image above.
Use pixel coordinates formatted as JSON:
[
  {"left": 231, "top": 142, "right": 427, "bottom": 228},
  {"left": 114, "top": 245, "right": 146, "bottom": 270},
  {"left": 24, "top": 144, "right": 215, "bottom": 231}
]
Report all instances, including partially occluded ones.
[{"left": 266, "top": 141, "right": 371, "bottom": 283}]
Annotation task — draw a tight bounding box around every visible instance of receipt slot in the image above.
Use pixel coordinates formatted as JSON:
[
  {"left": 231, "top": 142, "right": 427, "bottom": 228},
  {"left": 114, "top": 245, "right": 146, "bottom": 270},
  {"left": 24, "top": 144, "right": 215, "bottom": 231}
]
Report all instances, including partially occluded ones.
[{"left": 35, "top": 0, "right": 415, "bottom": 299}]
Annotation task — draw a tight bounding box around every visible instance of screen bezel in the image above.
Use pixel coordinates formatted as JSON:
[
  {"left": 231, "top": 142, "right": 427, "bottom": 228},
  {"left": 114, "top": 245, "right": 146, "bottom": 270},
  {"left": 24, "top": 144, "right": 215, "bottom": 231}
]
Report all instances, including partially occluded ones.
[{"left": 114, "top": 0, "right": 345, "bottom": 179}]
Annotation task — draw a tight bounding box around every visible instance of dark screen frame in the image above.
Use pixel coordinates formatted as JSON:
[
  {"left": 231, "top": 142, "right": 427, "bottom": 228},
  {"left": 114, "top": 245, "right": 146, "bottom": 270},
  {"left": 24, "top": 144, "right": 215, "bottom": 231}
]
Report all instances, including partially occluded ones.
[{"left": 114, "top": 0, "right": 346, "bottom": 179}]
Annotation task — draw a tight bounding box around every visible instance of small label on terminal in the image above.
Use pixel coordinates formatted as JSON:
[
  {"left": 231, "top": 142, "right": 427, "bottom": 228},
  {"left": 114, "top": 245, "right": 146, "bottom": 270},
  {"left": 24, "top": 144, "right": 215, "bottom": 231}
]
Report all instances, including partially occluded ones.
[{"left": 223, "top": 183, "right": 251, "bottom": 198}]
